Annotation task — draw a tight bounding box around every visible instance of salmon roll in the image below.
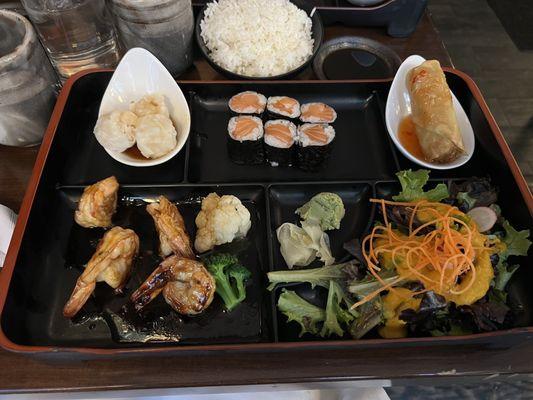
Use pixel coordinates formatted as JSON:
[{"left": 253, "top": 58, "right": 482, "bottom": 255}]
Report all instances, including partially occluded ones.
[
  {"left": 300, "top": 102, "right": 337, "bottom": 123},
  {"left": 297, "top": 123, "right": 336, "bottom": 171},
  {"left": 227, "top": 116, "right": 264, "bottom": 165},
  {"left": 264, "top": 120, "right": 297, "bottom": 167},
  {"left": 267, "top": 96, "right": 300, "bottom": 120},
  {"left": 228, "top": 91, "right": 267, "bottom": 115}
]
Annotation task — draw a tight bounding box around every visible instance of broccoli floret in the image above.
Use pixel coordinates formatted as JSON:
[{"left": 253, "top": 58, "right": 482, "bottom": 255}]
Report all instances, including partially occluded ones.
[
  {"left": 204, "top": 253, "right": 251, "bottom": 311},
  {"left": 228, "top": 263, "right": 252, "bottom": 304}
]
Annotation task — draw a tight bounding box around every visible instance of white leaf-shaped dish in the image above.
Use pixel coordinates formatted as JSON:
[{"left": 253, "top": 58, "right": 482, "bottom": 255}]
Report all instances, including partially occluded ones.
[
  {"left": 98, "top": 47, "right": 190, "bottom": 167},
  {"left": 385, "top": 55, "right": 475, "bottom": 170}
]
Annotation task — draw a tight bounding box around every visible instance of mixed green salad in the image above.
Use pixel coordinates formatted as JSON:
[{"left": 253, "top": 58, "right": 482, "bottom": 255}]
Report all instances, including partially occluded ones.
[{"left": 268, "top": 170, "right": 532, "bottom": 339}]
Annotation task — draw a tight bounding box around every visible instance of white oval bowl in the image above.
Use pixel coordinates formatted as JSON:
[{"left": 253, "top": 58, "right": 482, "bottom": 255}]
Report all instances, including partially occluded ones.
[
  {"left": 98, "top": 47, "right": 191, "bottom": 167},
  {"left": 385, "top": 54, "right": 475, "bottom": 170}
]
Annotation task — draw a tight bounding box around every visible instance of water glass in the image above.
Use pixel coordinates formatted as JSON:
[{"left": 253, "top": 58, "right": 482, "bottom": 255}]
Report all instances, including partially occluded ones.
[
  {"left": 0, "top": 10, "right": 58, "bottom": 147},
  {"left": 20, "top": 0, "right": 121, "bottom": 81},
  {"left": 111, "top": 0, "right": 194, "bottom": 77}
]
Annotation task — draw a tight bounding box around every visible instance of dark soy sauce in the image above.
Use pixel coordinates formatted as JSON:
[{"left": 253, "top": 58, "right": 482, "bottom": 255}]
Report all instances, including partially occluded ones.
[
  {"left": 123, "top": 145, "right": 149, "bottom": 160},
  {"left": 323, "top": 49, "right": 391, "bottom": 80}
]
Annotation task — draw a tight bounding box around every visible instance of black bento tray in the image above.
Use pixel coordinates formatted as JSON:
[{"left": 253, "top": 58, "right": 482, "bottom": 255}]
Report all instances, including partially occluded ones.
[
  {"left": 0, "top": 70, "right": 531, "bottom": 356},
  {"left": 192, "top": 0, "right": 428, "bottom": 37}
]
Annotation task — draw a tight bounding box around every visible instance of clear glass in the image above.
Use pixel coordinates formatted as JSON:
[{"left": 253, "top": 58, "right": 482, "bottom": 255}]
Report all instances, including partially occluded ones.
[
  {"left": 20, "top": 0, "right": 121, "bottom": 81},
  {"left": 110, "top": 0, "right": 194, "bottom": 77},
  {"left": 0, "top": 10, "right": 59, "bottom": 147}
]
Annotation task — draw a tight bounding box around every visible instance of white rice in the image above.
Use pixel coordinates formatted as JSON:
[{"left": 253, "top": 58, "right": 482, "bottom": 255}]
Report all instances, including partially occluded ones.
[{"left": 200, "top": 0, "right": 314, "bottom": 77}]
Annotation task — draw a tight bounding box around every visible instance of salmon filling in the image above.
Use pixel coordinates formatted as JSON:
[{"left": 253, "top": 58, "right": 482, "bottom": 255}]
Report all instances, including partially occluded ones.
[
  {"left": 272, "top": 97, "right": 298, "bottom": 114},
  {"left": 233, "top": 118, "right": 260, "bottom": 140},
  {"left": 230, "top": 93, "right": 264, "bottom": 112},
  {"left": 302, "top": 125, "right": 328, "bottom": 144},
  {"left": 301, "top": 103, "right": 336, "bottom": 122},
  {"left": 266, "top": 123, "right": 294, "bottom": 146}
]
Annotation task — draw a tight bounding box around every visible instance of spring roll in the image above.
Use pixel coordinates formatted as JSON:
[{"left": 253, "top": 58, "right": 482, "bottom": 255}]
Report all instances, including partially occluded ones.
[{"left": 407, "top": 60, "right": 465, "bottom": 163}]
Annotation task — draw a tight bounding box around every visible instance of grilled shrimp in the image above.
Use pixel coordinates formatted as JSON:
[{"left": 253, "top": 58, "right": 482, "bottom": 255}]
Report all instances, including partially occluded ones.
[
  {"left": 74, "top": 176, "right": 119, "bottom": 228},
  {"left": 63, "top": 227, "right": 139, "bottom": 318},
  {"left": 131, "top": 256, "right": 215, "bottom": 315},
  {"left": 147, "top": 196, "right": 195, "bottom": 258}
]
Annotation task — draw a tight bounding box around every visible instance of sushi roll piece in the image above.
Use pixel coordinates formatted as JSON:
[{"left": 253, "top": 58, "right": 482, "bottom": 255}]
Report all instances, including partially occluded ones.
[
  {"left": 228, "top": 91, "right": 267, "bottom": 115},
  {"left": 227, "top": 116, "right": 265, "bottom": 165},
  {"left": 300, "top": 102, "right": 337, "bottom": 123},
  {"left": 264, "top": 120, "right": 297, "bottom": 167},
  {"left": 297, "top": 123, "right": 336, "bottom": 171},
  {"left": 266, "top": 96, "right": 300, "bottom": 120}
]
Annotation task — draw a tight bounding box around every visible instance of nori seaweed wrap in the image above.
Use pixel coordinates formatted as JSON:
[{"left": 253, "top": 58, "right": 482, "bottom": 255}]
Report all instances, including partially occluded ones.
[{"left": 227, "top": 116, "right": 264, "bottom": 165}]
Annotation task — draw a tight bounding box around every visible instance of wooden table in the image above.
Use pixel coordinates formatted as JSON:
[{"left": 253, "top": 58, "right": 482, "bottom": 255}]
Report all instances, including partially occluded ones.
[{"left": 5, "top": 14, "right": 522, "bottom": 395}]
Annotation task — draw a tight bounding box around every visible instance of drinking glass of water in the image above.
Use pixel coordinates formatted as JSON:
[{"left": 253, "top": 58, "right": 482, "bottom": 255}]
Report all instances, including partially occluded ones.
[
  {"left": 110, "top": 0, "right": 194, "bottom": 77},
  {"left": 0, "top": 10, "right": 58, "bottom": 146},
  {"left": 20, "top": 0, "right": 121, "bottom": 81}
]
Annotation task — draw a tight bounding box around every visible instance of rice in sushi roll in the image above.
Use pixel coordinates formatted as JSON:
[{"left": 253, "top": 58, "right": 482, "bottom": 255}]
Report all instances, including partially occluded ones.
[
  {"left": 264, "top": 120, "right": 297, "bottom": 167},
  {"left": 228, "top": 91, "right": 267, "bottom": 115},
  {"left": 227, "top": 116, "right": 265, "bottom": 165},
  {"left": 267, "top": 96, "right": 300, "bottom": 120},
  {"left": 300, "top": 102, "right": 337, "bottom": 123},
  {"left": 296, "top": 123, "right": 335, "bottom": 171}
]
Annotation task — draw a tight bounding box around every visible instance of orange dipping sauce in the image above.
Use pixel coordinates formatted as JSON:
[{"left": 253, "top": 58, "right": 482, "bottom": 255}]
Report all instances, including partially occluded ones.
[{"left": 398, "top": 115, "right": 426, "bottom": 161}]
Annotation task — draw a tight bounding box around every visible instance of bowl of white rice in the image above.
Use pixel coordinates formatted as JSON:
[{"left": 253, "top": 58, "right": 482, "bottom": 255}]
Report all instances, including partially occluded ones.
[{"left": 196, "top": 0, "right": 324, "bottom": 80}]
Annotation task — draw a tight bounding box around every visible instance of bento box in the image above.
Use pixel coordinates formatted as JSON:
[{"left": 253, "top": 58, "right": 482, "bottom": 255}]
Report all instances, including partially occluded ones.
[{"left": 0, "top": 69, "right": 531, "bottom": 356}]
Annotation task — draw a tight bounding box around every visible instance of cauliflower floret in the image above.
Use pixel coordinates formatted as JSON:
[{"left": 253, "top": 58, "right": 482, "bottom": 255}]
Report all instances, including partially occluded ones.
[{"left": 195, "top": 193, "right": 251, "bottom": 253}]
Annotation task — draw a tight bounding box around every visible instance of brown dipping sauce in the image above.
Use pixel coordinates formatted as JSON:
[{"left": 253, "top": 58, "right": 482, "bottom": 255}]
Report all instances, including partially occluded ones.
[
  {"left": 398, "top": 115, "right": 426, "bottom": 161},
  {"left": 323, "top": 49, "right": 391, "bottom": 80},
  {"left": 123, "top": 144, "right": 149, "bottom": 160}
]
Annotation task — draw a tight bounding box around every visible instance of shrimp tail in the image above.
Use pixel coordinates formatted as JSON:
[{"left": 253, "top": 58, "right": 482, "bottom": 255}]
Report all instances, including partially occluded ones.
[
  {"left": 63, "top": 279, "right": 96, "bottom": 318},
  {"left": 169, "top": 226, "right": 196, "bottom": 259},
  {"left": 130, "top": 256, "right": 176, "bottom": 311}
]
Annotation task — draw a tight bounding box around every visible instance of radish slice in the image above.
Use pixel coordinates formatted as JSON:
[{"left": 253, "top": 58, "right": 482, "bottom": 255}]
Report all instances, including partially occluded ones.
[{"left": 467, "top": 207, "right": 497, "bottom": 232}]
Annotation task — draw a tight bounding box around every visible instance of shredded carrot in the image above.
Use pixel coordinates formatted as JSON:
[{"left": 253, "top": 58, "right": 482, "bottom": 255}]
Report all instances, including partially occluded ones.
[{"left": 352, "top": 198, "right": 490, "bottom": 309}]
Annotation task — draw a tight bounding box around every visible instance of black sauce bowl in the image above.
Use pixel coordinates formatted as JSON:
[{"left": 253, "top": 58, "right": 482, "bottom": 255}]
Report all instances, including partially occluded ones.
[{"left": 195, "top": 0, "right": 324, "bottom": 80}]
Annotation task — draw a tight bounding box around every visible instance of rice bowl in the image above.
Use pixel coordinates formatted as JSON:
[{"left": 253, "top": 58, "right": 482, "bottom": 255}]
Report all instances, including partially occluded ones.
[{"left": 197, "top": 0, "right": 323, "bottom": 79}]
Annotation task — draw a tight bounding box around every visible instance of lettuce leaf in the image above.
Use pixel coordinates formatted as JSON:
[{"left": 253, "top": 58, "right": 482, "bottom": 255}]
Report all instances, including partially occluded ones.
[
  {"left": 501, "top": 219, "right": 532, "bottom": 258},
  {"left": 494, "top": 262, "right": 520, "bottom": 292},
  {"left": 392, "top": 169, "right": 449, "bottom": 202},
  {"left": 277, "top": 289, "right": 325, "bottom": 336},
  {"left": 320, "top": 280, "right": 356, "bottom": 338},
  {"left": 267, "top": 260, "right": 358, "bottom": 291},
  {"left": 491, "top": 219, "right": 532, "bottom": 291},
  {"left": 457, "top": 192, "right": 477, "bottom": 211},
  {"left": 349, "top": 299, "right": 383, "bottom": 339},
  {"left": 450, "top": 177, "right": 498, "bottom": 209}
]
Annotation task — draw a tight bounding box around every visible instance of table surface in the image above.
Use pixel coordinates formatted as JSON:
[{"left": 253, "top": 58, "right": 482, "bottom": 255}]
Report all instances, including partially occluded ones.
[{"left": 3, "top": 13, "right": 527, "bottom": 396}]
